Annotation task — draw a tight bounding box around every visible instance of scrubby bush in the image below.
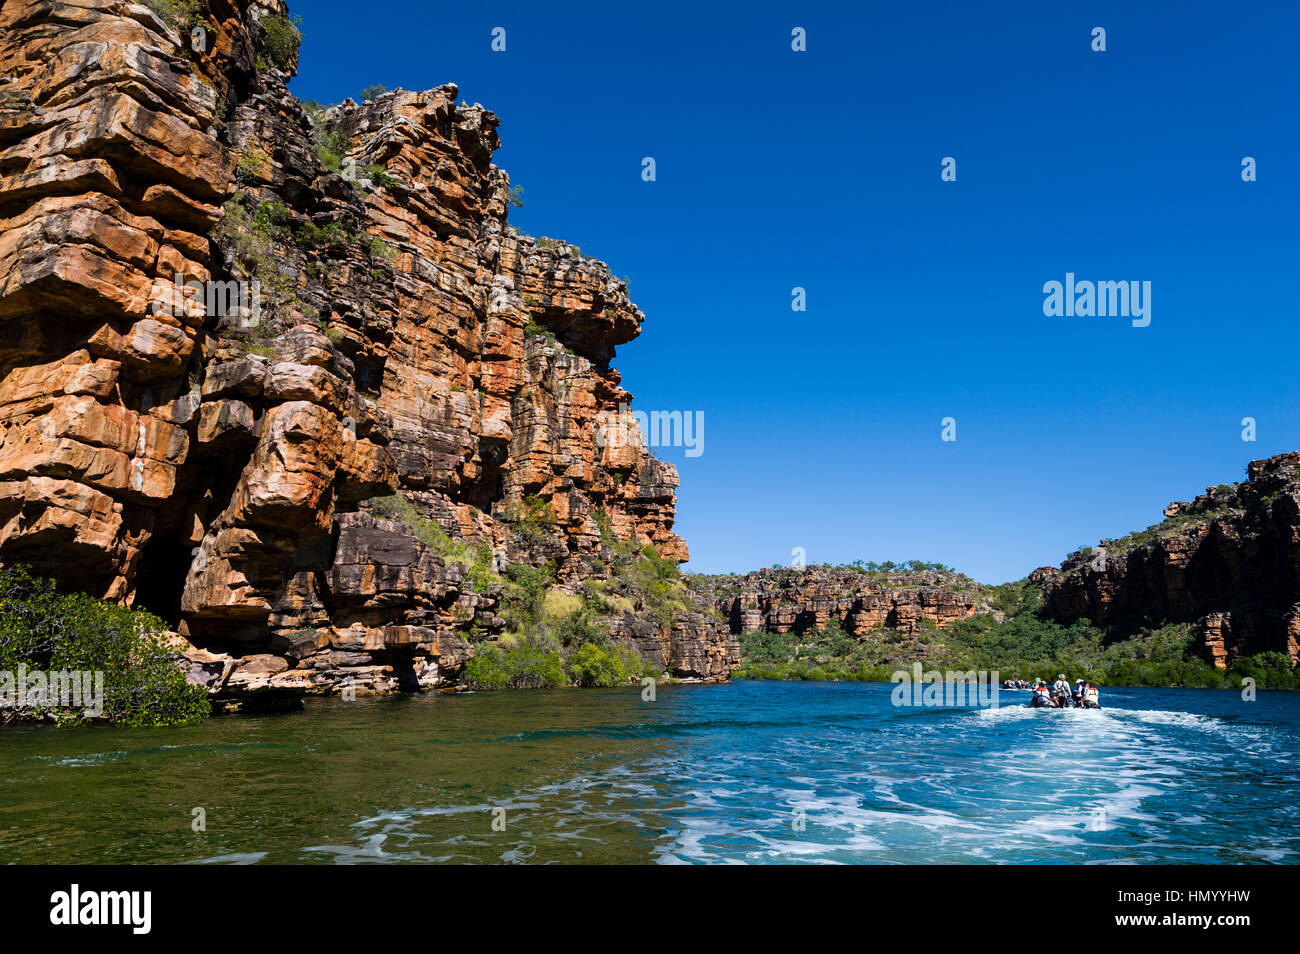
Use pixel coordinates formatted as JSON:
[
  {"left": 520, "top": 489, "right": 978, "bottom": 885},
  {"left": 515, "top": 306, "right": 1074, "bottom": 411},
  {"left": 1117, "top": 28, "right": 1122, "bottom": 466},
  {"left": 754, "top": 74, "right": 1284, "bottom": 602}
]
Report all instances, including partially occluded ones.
[
  {"left": 555, "top": 604, "right": 608, "bottom": 649},
  {"left": 509, "top": 493, "right": 556, "bottom": 545},
  {"left": 522, "top": 318, "right": 557, "bottom": 346},
  {"left": 294, "top": 217, "right": 356, "bottom": 251},
  {"left": 464, "top": 644, "right": 566, "bottom": 690},
  {"left": 232, "top": 145, "right": 271, "bottom": 181},
  {"left": 368, "top": 235, "right": 398, "bottom": 262},
  {"left": 0, "top": 565, "right": 209, "bottom": 726},
  {"left": 258, "top": 13, "right": 302, "bottom": 71},
  {"left": 565, "top": 643, "right": 640, "bottom": 687},
  {"left": 301, "top": 101, "right": 349, "bottom": 173},
  {"left": 499, "top": 561, "right": 555, "bottom": 633},
  {"left": 211, "top": 195, "right": 299, "bottom": 310},
  {"left": 143, "top": 0, "right": 200, "bottom": 31},
  {"left": 369, "top": 494, "right": 497, "bottom": 591},
  {"left": 364, "top": 164, "right": 399, "bottom": 189}
]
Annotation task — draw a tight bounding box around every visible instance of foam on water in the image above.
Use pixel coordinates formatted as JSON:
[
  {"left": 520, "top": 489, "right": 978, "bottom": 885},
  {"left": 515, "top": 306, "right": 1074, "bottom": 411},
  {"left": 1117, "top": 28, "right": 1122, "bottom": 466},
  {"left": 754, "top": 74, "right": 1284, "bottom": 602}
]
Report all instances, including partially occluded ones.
[{"left": 1, "top": 682, "right": 1295, "bottom": 864}]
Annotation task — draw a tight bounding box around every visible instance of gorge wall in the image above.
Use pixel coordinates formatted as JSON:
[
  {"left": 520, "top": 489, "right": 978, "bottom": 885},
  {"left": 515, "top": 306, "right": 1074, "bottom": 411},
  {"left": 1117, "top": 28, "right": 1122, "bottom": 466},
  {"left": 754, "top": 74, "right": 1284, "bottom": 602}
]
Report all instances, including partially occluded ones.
[
  {"left": 0, "top": 0, "right": 737, "bottom": 704},
  {"left": 700, "top": 566, "right": 989, "bottom": 637},
  {"left": 1034, "top": 452, "right": 1300, "bottom": 667},
  {"left": 698, "top": 453, "right": 1300, "bottom": 673}
]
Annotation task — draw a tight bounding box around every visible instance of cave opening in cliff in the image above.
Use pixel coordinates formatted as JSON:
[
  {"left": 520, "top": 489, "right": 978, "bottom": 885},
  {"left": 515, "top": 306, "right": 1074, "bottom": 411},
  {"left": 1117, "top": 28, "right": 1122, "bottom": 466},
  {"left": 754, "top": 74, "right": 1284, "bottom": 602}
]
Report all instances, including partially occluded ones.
[
  {"left": 133, "top": 536, "right": 191, "bottom": 627},
  {"left": 354, "top": 355, "right": 385, "bottom": 394},
  {"left": 461, "top": 437, "right": 507, "bottom": 510}
]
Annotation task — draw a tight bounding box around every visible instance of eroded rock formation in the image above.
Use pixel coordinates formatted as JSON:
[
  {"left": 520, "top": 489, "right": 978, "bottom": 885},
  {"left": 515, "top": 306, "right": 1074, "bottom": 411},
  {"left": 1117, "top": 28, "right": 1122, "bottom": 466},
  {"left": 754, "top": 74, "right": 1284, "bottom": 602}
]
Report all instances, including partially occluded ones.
[
  {"left": 0, "top": 0, "right": 736, "bottom": 705},
  {"left": 1034, "top": 452, "right": 1300, "bottom": 667},
  {"left": 699, "top": 566, "right": 989, "bottom": 637}
]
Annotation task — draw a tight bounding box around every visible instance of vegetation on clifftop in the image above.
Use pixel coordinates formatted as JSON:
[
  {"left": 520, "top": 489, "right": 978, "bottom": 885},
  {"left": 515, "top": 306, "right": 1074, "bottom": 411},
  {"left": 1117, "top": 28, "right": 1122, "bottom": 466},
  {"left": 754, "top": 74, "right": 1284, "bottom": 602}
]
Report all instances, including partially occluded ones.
[
  {"left": 143, "top": 0, "right": 201, "bottom": 32},
  {"left": 688, "top": 560, "right": 982, "bottom": 605},
  {"left": 256, "top": 12, "right": 302, "bottom": 72}
]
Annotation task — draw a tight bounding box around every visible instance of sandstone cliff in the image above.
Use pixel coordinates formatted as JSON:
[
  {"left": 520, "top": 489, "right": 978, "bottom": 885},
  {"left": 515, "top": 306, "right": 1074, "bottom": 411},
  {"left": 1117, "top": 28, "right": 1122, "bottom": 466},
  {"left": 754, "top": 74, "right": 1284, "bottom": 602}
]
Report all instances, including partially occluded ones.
[
  {"left": 696, "top": 565, "right": 990, "bottom": 637},
  {"left": 1034, "top": 452, "right": 1300, "bottom": 667},
  {"left": 0, "top": 0, "right": 737, "bottom": 704}
]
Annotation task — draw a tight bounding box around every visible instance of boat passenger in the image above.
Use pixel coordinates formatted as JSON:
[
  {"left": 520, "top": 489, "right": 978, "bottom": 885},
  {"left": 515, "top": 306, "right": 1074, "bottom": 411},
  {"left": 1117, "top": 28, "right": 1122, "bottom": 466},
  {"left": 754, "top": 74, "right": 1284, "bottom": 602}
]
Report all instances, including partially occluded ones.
[{"left": 1052, "top": 674, "right": 1072, "bottom": 707}]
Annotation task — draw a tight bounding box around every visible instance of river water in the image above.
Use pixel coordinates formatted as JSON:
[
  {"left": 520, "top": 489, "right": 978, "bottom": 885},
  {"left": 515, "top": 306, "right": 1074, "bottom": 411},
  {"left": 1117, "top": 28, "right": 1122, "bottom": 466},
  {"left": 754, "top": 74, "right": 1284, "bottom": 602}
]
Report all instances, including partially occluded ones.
[{"left": 2, "top": 681, "right": 1296, "bottom": 864}]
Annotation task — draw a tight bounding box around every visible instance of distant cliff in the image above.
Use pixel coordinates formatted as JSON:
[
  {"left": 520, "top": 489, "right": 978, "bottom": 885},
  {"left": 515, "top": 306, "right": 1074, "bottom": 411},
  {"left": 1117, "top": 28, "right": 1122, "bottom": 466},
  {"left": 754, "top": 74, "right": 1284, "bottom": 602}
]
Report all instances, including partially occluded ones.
[
  {"left": 700, "top": 456, "right": 1300, "bottom": 678},
  {"left": 696, "top": 565, "right": 988, "bottom": 637},
  {"left": 1034, "top": 452, "right": 1300, "bottom": 667},
  {"left": 0, "top": 0, "right": 736, "bottom": 706}
]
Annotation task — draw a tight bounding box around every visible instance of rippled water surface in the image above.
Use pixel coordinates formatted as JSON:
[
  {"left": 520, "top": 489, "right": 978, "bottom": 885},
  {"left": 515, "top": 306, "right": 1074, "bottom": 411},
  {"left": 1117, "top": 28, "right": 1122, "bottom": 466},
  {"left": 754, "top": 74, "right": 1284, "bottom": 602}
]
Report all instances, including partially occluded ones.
[{"left": 2, "top": 682, "right": 1296, "bottom": 864}]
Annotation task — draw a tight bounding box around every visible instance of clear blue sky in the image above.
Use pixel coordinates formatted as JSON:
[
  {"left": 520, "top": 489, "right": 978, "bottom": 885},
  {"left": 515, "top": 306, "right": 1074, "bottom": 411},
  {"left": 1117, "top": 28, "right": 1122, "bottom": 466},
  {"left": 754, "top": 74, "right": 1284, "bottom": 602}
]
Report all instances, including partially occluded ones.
[{"left": 289, "top": 0, "right": 1299, "bottom": 583}]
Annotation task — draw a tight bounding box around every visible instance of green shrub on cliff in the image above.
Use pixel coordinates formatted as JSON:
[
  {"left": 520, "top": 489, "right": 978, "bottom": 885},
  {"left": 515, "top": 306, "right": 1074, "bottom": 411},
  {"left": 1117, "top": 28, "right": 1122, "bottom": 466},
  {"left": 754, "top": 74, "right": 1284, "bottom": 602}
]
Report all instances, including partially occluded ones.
[
  {"left": 486, "top": 536, "right": 684, "bottom": 685},
  {"left": 499, "top": 561, "right": 555, "bottom": 634},
  {"left": 508, "top": 493, "right": 556, "bottom": 546},
  {"left": 211, "top": 196, "right": 299, "bottom": 310},
  {"left": 478, "top": 515, "right": 708, "bottom": 688},
  {"left": 258, "top": 13, "right": 302, "bottom": 71},
  {"left": 143, "top": 0, "right": 200, "bottom": 31},
  {"left": 294, "top": 217, "right": 356, "bottom": 251},
  {"left": 555, "top": 603, "right": 608, "bottom": 648},
  {"left": 369, "top": 494, "right": 497, "bottom": 591},
  {"left": 233, "top": 145, "right": 272, "bottom": 181},
  {"left": 364, "top": 165, "right": 399, "bottom": 189},
  {"left": 301, "top": 101, "right": 349, "bottom": 173},
  {"left": 368, "top": 237, "right": 398, "bottom": 266},
  {"left": 0, "top": 565, "right": 210, "bottom": 726},
  {"left": 523, "top": 318, "right": 557, "bottom": 346},
  {"left": 610, "top": 543, "right": 694, "bottom": 625}
]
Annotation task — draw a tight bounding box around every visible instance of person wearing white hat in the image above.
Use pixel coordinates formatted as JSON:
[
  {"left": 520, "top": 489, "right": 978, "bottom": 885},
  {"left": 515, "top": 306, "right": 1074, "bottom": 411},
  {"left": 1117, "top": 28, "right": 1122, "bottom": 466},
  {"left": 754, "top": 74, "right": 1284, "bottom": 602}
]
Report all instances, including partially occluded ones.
[{"left": 1051, "top": 674, "right": 1072, "bottom": 708}]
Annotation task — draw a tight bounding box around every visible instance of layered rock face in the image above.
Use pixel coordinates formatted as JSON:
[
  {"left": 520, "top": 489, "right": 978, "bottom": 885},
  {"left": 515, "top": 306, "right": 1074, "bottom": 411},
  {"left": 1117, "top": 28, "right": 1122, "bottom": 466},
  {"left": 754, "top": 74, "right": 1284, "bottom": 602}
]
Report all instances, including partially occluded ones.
[
  {"left": 0, "top": 0, "right": 735, "bottom": 702},
  {"left": 702, "top": 566, "right": 988, "bottom": 637},
  {"left": 1034, "top": 452, "right": 1300, "bottom": 667}
]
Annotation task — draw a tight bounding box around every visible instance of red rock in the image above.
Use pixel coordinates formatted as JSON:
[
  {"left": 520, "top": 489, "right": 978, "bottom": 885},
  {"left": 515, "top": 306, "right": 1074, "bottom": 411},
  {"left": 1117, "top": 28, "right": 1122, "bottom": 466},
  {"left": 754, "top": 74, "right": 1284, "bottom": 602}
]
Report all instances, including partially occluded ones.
[
  {"left": 0, "top": 0, "right": 731, "bottom": 700},
  {"left": 1038, "top": 452, "right": 1300, "bottom": 668}
]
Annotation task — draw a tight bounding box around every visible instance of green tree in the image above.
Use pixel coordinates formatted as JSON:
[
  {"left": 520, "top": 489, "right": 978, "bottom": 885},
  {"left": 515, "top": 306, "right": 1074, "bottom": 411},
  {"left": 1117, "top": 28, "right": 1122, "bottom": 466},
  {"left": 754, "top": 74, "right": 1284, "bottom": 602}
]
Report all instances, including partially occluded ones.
[{"left": 0, "top": 565, "right": 210, "bottom": 726}]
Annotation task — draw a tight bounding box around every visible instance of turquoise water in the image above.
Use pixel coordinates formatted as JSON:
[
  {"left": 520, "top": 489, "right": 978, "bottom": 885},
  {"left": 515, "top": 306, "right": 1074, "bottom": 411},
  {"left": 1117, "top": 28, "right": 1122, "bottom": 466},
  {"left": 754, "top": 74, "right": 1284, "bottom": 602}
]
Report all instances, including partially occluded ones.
[{"left": 1, "top": 681, "right": 1296, "bottom": 864}]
